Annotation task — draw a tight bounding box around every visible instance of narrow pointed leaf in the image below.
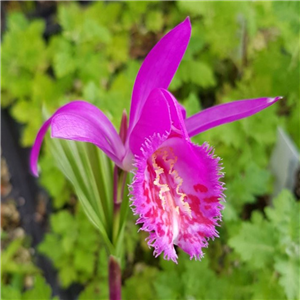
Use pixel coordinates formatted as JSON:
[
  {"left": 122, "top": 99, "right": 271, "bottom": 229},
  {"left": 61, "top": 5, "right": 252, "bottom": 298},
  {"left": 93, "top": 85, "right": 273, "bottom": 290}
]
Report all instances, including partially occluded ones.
[{"left": 48, "top": 138, "right": 115, "bottom": 254}]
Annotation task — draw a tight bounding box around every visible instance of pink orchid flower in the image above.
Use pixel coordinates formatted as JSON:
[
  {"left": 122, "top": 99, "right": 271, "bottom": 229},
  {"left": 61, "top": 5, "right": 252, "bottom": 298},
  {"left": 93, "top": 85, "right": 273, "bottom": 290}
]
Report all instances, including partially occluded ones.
[{"left": 30, "top": 17, "right": 281, "bottom": 263}]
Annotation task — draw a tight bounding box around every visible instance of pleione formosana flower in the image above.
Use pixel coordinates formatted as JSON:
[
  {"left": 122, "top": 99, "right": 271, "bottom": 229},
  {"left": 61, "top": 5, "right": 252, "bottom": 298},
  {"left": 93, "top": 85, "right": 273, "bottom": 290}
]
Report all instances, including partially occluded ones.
[{"left": 31, "top": 17, "right": 281, "bottom": 263}]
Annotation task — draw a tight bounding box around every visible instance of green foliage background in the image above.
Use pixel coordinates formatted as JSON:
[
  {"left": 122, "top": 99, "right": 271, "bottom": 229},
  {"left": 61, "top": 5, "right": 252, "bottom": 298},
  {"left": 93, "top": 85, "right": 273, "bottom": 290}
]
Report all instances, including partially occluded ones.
[{"left": 1, "top": 1, "right": 299, "bottom": 299}]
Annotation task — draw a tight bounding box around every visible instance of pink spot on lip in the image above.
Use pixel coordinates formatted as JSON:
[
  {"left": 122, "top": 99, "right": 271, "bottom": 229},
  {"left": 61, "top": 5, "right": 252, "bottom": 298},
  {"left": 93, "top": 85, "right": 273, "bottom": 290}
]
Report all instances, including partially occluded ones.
[
  {"left": 145, "top": 210, "right": 152, "bottom": 218},
  {"left": 186, "top": 194, "right": 213, "bottom": 225},
  {"left": 187, "top": 194, "right": 201, "bottom": 214},
  {"left": 157, "top": 225, "right": 165, "bottom": 237},
  {"left": 194, "top": 184, "right": 208, "bottom": 193},
  {"left": 203, "top": 196, "right": 219, "bottom": 203}
]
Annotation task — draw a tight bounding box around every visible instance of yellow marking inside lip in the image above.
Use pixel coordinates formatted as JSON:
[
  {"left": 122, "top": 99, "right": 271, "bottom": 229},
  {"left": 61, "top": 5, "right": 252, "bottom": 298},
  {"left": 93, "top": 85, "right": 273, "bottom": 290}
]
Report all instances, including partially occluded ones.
[
  {"left": 151, "top": 147, "right": 192, "bottom": 218},
  {"left": 152, "top": 152, "right": 169, "bottom": 209}
]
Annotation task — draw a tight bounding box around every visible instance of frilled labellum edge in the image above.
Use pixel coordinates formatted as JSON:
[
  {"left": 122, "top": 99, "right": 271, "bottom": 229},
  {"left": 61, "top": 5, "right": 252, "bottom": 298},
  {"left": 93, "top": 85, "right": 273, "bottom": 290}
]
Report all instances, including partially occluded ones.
[{"left": 130, "top": 134, "right": 225, "bottom": 263}]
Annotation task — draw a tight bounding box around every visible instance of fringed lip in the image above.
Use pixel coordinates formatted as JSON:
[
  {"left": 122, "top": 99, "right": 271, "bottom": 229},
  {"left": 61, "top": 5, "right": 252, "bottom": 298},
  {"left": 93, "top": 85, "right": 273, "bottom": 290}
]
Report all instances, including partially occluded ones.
[{"left": 130, "top": 135, "right": 225, "bottom": 263}]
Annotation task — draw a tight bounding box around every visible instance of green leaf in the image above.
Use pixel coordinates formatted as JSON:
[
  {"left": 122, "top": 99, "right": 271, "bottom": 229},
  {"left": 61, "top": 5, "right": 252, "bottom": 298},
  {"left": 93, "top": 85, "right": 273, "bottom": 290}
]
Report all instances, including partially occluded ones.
[
  {"left": 58, "top": 3, "right": 81, "bottom": 42},
  {"left": 82, "top": 81, "right": 103, "bottom": 105},
  {"left": 106, "top": 34, "right": 129, "bottom": 63},
  {"left": 145, "top": 11, "right": 164, "bottom": 32},
  {"left": 1, "top": 238, "right": 23, "bottom": 268},
  {"left": 244, "top": 162, "right": 271, "bottom": 195},
  {"left": 178, "top": 60, "right": 216, "bottom": 88},
  {"left": 168, "top": 73, "right": 183, "bottom": 91},
  {"left": 222, "top": 201, "right": 239, "bottom": 222},
  {"left": 39, "top": 150, "right": 70, "bottom": 208},
  {"left": 228, "top": 211, "right": 277, "bottom": 269},
  {"left": 184, "top": 92, "right": 201, "bottom": 117},
  {"left": 77, "top": 54, "right": 109, "bottom": 85},
  {"left": 79, "top": 19, "right": 111, "bottom": 44},
  {"left": 7, "top": 12, "right": 29, "bottom": 32},
  {"left": 286, "top": 96, "right": 300, "bottom": 148},
  {"left": 78, "top": 279, "right": 109, "bottom": 300},
  {"left": 38, "top": 203, "right": 105, "bottom": 288},
  {"left": 124, "top": 265, "right": 158, "bottom": 300},
  {"left": 274, "top": 257, "right": 300, "bottom": 300},
  {"left": 226, "top": 162, "right": 271, "bottom": 212},
  {"left": 74, "top": 249, "right": 95, "bottom": 274},
  {"left": 1, "top": 285, "right": 22, "bottom": 300},
  {"left": 62, "top": 235, "right": 77, "bottom": 254},
  {"left": 205, "top": 120, "right": 245, "bottom": 149},
  {"left": 241, "top": 106, "right": 278, "bottom": 146},
  {"left": 38, "top": 234, "right": 63, "bottom": 264},
  {"left": 51, "top": 211, "right": 76, "bottom": 235},
  {"left": 183, "top": 23, "right": 206, "bottom": 60},
  {"left": 32, "top": 74, "right": 65, "bottom": 107},
  {"left": 265, "top": 190, "right": 300, "bottom": 249},
  {"left": 2, "top": 18, "right": 47, "bottom": 73},
  {"left": 181, "top": 257, "right": 219, "bottom": 299},
  {"left": 121, "top": 1, "right": 148, "bottom": 30},
  {"left": 154, "top": 271, "right": 181, "bottom": 300},
  {"left": 177, "top": 1, "right": 209, "bottom": 17},
  {"left": 59, "top": 264, "right": 77, "bottom": 287},
  {"left": 87, "top": 2, "right": 122, "bottom": 29},
  {"left": 22, "top": 275, "right": 52, "bottom": 300},
  {"left": 76, "top": 209, "right": 99, "bottom": 252},
  {"left": 10, "top": 100, "right": 42, "bottom": 129},
  {"left": 96, "top": 248, "right": 109, "bottom": 278},
  {"left": 178, "top": 2, "right": 249, "bottom": 60},
  {"left": 53, "top": 39, "right": 76, "bottom": 78},
  {"left": 251, "top": 269, "right": 285, "bottom": 300}
]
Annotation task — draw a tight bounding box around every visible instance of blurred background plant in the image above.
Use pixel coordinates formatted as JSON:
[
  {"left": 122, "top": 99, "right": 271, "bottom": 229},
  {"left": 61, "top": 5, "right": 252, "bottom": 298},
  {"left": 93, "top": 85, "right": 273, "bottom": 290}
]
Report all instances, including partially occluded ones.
[{"left": 1, "top": 1, "right": 299, "bottom": 300}]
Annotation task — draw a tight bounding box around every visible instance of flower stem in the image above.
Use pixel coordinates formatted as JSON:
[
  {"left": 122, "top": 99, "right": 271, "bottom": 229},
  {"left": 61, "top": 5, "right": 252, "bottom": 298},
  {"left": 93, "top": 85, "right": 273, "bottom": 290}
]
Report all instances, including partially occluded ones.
[
  {"left": 109, "top": 255, "right": 122, "bottom": 300},
  {"left": 109, "top": 109, "right": 127, "bottom": 300}
]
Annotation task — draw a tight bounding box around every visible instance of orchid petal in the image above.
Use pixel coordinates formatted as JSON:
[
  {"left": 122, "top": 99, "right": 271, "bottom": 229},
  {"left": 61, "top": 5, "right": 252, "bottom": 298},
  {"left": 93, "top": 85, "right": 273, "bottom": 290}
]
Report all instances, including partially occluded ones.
[
  {"left": 161, "top": 89, "right": 189, "bottom": 139},
  {"left": 185, "top": 96, "right": 282, "bottom": 137},
  {"left": 129, "top": 17, "right": 191, "bottom": 131},
  {"left": 30, "top": 101, "right": 125, "bottom": 176},
  {"left": 178, "top": 102, "right": 187, "bottom": 120},
  {"left": 129, "top": 89, "right": 171, "bottom": 156}
]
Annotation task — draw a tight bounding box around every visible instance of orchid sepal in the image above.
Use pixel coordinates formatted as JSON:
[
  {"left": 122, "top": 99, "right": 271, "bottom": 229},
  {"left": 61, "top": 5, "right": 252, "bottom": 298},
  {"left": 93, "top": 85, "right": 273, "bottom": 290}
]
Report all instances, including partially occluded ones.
[
  {"left": 185, "top": 96, "right": 283, "bottom": 137},
  {"left": 129, "top": 17, "right": 191, "bottom": 133},
  {"left": 30, "top": 101, "right": 125, "bottom": 177}
]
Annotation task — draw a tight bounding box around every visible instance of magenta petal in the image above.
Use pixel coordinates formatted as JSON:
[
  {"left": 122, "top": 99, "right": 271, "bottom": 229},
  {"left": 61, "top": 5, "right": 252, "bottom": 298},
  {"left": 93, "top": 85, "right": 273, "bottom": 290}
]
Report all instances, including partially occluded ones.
[
  {"left": 185, "top": 96, "right": 283, "bottom": 137},
  {"left": 178, "top": 102, "right": 187, "bottom": 120},
  {"left": 30, "top": 119, "right": 52, "bottom": 177},
  {"left": 30, "top": 101, "right": 125, "bottom": 176},
  {"left": 131, "top": 136, "right": 224, "bottom": 262},
  {"left": 129, "top": 17, "right": 191, "bottom": 130},
  {"left": 129, "top": 89, "right": 171, "bottom": 156},
  {"left": 161, "top": 89, "right": 189, "bottom": 139}
]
